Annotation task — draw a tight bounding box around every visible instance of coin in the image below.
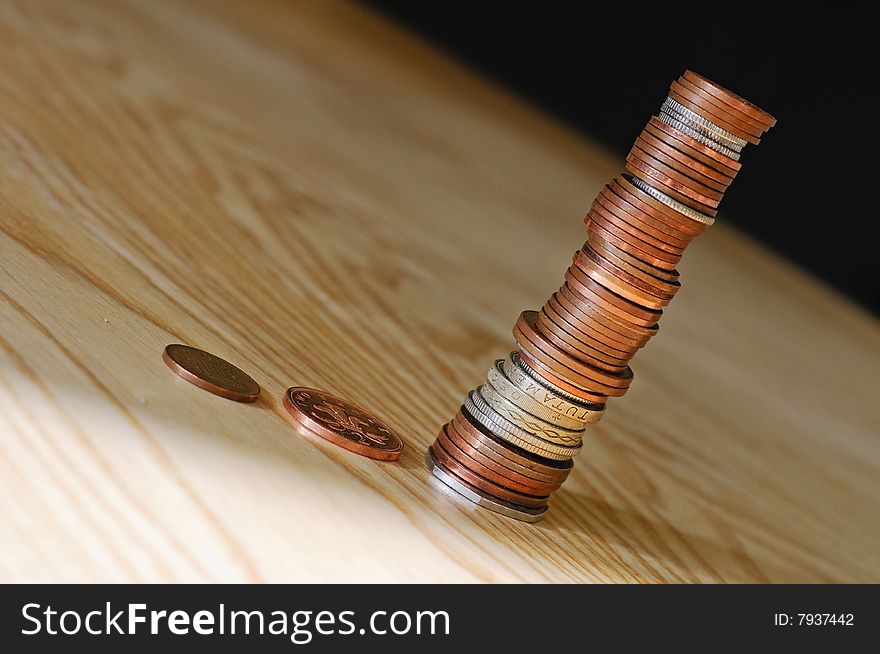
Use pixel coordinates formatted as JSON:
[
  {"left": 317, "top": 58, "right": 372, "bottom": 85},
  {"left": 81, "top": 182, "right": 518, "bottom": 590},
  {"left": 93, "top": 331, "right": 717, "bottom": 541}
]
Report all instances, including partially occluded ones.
[
  {"left": 486, "top": 360, "right": 599, "bottom": 428},
  {"left": 162, "top": 344, "right": 260, "bottom": 402},
  {"left": 426, "top": 448, "right": 548, "bottom": 523},
  {"left": 673, "top": 78, "right": 767, "bottom": 137},
  {"left": 682, "top": 70, "right": 776, "bottom": 128},
  {"left": 508, "top": 352, "right": 606, "bottom": 413},
  {"left": 283, "top": 387, "right": 404, "bottom": 461},
  {"left": 439, "top": 424, "right": 561, "bottom": 495},
  {"left": 452, "top": 406, "right": 574, "bottom": 481},
  {"left": 634, "top": 132, "right": 734, "bottom": 187},
  {"left": 479, "top": 384, "right": 584, "bottom": 446},
  {"left": 646, "top": 116, "right": 740, "bottom": 173},
  {"left": 563, "top": 265, "right": 663, "bottom": 326},
  {"left": 426, "top": 72, "right": 774, "bottom": 522}
]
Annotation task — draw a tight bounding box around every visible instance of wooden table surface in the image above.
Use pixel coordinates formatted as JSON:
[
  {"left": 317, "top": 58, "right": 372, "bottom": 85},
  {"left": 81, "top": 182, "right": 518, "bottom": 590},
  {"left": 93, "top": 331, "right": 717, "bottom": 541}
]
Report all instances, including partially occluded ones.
[{"left": 1, "top": 0, "right": 878, "bottom": 583}]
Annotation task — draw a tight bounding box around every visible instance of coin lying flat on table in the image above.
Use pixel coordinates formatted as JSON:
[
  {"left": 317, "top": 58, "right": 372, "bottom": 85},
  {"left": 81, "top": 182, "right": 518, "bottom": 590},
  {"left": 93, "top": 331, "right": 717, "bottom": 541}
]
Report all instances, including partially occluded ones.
[
  {"left": 283, "top": 387, "right": 404, "bottom": 461},
  {"left": 162, "top": 344, "right": 260, "bottom": 402}
]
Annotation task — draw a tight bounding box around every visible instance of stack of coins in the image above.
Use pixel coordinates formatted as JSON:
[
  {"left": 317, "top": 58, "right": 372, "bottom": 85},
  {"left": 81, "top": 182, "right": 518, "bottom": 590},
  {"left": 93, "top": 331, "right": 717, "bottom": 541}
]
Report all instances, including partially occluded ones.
[{"left": 427, "top": 71, "right": 775, "bottom": 522}]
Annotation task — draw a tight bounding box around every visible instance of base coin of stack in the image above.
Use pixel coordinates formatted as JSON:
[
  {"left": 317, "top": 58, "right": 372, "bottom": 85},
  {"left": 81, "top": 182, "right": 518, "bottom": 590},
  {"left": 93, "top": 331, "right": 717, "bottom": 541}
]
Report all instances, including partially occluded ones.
[{"left": 428, "top": 71, "right": 775, "bottom": 521}]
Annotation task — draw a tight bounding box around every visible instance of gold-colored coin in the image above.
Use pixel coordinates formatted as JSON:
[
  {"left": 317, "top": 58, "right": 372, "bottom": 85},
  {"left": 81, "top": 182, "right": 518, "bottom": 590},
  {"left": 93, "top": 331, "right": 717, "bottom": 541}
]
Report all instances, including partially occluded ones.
[
  {"left": 464, "top": 392, "right": 581, "bottom": 461},
  {"left": 486, "top": 360, "right": 597, "bottom": 430},
  {"left": 502, "top": 354, "right": 604, "bottom": 422},
  {"left": 478, "top": 385, "right": 583, "bottom": 447}
]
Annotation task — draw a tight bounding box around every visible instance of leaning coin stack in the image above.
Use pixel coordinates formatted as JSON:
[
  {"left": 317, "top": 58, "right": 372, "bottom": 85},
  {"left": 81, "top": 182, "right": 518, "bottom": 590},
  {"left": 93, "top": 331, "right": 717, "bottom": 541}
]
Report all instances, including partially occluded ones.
[{"left": 427, "top": 71, "right": 775, "bottom": 522}]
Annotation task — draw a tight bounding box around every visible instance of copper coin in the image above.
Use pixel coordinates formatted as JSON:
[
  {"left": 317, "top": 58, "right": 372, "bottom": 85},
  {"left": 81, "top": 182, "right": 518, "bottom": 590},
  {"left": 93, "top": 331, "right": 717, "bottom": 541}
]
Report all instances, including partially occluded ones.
[
  {"left": 584, "top": 241, "right": 681, "bottom": 298},
  {"left": 439, "top": 424, "right": 561, "bottom": 495},
  {"left": 550, "top": 289, "right": 642, "bottom": 353},
  {"left": 635, "top": 130, "right": 734, "bottom": 187},
  {"left": 426, "top": 448, "right": 549, "bottom": 521},
  {"left": 668, "top": 84, "right": 762, "bottom": 143},
  {"left": 590, "top": 197, "right": 686, "bottom": 253},
  {"left": 517, "top": 349, "right": 609, "bottom": 405},
  {"left": 599, "top": 183, "right": 700, "bottom": 242},
  {"left": 430, "top": 442, "right": 549, "bottom": 508},
  {"left": 585, "top": 215, "right": 681, "bottom": 270},
  {"left": 571, "top": 249, "right": 671, "bottom": 310},
  {"left": 588, "top": 230, "right": 680, "bottom": 284},
  {"left": 564, "top": 265, "right": 662, "bottom": 326},
  {"left": 538, "top": 306, "right": 630, "bottom": 372},
  {"left": 283, "top": 387, "right": 404, "bottom": 461},
  {"left": 552, "top": 287, "right": 649, "bottom": 350},
  {"left": 645, "top": 116, "right": 741, "bottom": 174},
  {"left": 454, "top": 407, "right": 573, "bottom": 482},
  {"left": 674, "top": 77, "right": 768, "bottom": 136},
  {"left": 514, "top": 311, "right": 633, "bottom": 393},
  {"left": 574, "top": 248, "right": 674, "bottom": 308},
  {"left": 547, "top": 292, "right": 639, "bottom": 357},
  {"left": 536, "top": 306, "right": 633, "bottom": 373},
  {"left": 633, "top": 135, "right": 730, "bottom": 191},
  {"left": 596, "top": 187, "right": 693, "bottom": 247},
  {"left": 611, "top": 174, "right": 710, "bottom": 235},
  {"left": 681, "top": 71, "right": 776, "bottom": 128},
  {"left": 548, "top": 292, "right": 639, "bottom": 358},
  {"left": 556, "top": 282, "right": 658, "bottom": 341},
  {"left": 625, "top": 159, "right": 719, "bottom": 215},
  {"left": 162, "top": 344, "right": 260, "bottom": 402},
  {"left": 627, "top": 148, "right": 724, "bottom": 205}
]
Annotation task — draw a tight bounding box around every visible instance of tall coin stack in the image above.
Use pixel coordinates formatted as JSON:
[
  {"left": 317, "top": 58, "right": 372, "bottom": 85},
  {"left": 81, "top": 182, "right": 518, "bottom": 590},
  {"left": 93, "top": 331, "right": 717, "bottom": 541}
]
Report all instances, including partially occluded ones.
[{"left": 427, "top": 71, "right": 776, "bottom": 522}]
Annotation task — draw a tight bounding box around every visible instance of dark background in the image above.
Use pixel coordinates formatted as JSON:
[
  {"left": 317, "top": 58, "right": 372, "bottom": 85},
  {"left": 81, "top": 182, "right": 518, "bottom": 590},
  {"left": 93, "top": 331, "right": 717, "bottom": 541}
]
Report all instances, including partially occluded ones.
[{"left": 366, "top": 1, "right": 878, "bottom": 315}]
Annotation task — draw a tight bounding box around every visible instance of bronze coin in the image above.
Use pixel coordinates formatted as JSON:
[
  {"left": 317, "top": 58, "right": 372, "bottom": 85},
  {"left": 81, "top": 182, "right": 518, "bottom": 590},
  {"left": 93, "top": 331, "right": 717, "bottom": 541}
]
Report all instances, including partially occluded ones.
[
  {"left": 635, "top": 130, "right": 734, "bottom": 187},
  {"left": 625, "top": 159, "right": 719, "bottom": 215},
  {"left": 563, "top": 265, "right": 662, "bottom": 326},
  {"left": 439, "top": 424, "right": 561, "bottom": 495},
  {"left": 536, "top": 307, "right": 633, "bottom": 374},
  {"left": 553, "top": 287, "right": 650, "bottom": 350},
  {"left": 283, "top": 387, "right": 404, "bottom": 461},
  {"left": 645, "top": 116, "right": 741, "bottom": 174},
  {"left": 556, "top": 281, "right": 659, "bottom": 339},
  {"left": 550, "top": 289, "right": 643, "bottom": 353},
  {"left": 611, "top": 174, "right": 710, "bottom": 235},
  {"left": 633, "top": 135, "right": 730, "bottom": 191},
  {"left": 627, "top": 148, "right": 724, "bottom": 205},
  {"left": 514, "top": 311, "right": 633, "bottom": 393},
  {"left": 571, "top": 249, "right": 671, "bottom": 310},
  {"left": 584, "top": 241, "right": 681, "bottom": 298},
  {"left": 681, "top": 71, "right": 776, "bottom": 128},
  {"left": 430, "top": 441, "right": 549, "bottom": 508},
  {"left": 674, "top": 77, "right": 768, "bottom": 136},
  {"left": 548, "top": 291, "right": 640, "bottom": 358},
  {"left": 454, "top": 407, "right": 574, "bottom": 482},
  {"left": 588, "top": 230, "right": 680, "bottom": 284},
  {"left": 162, "top": 344, "right": 260, "bottom": 403},
  {"left": 427, "top": 447, "right": 549, "bottom": 520},
  {"left": 668, "top": 84, "right": 762, "bottom": 143},
  {"left": 590, "top": 197, "right": 687, "bottom": 253},
  {"left": 517, "top": 349, "right": 609, "bottom": 405},
  {"left": 537, "top": 306, "right": 631, "bottom": 372},
  {"left": 599, "top": 183, "right": 701, "bottom": 241},
  {"left": 596, "top": 187, "right": 693, "bottom": 247},
  {"left": 585, "top": 215, "right": 681, "bottom": 270}
]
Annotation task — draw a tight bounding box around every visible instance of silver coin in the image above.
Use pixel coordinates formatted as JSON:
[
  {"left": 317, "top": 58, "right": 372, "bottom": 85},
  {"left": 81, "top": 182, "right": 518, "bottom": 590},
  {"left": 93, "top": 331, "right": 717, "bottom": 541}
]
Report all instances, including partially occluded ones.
[
  {"left": 511, "top": 351, "right": 604, "bottom": 409},
  {"left": 425, "top": 448, "right": 548, "bottom": 523},
  {"left": 466, "top": 390, "right": 582, "bottom": 460},
  {"left": 660, "top": 101, "right": 745, "bottom": 152},
  {"left": 629, "top": 176, "right": 716, "bottom": 226},
  {"left": 657, "top": 112, "right": 741, "bottom": 160},
  {"left": 662, "top": 97, "right": 748, "bottom": 148}
]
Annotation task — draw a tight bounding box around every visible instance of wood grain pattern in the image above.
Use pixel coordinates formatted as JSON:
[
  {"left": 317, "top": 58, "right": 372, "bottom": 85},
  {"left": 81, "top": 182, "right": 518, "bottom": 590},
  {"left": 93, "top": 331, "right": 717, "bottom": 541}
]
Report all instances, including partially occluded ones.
[{"left": 1, "top": 0, "right": 878, "bottom": 583}]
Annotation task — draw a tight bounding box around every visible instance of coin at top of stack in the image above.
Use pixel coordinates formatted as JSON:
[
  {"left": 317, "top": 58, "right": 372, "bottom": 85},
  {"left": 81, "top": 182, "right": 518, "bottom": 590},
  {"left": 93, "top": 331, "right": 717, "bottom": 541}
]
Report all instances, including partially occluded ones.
[{"left": 428, "top": 71, "right": 774, "bottom": 522}]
